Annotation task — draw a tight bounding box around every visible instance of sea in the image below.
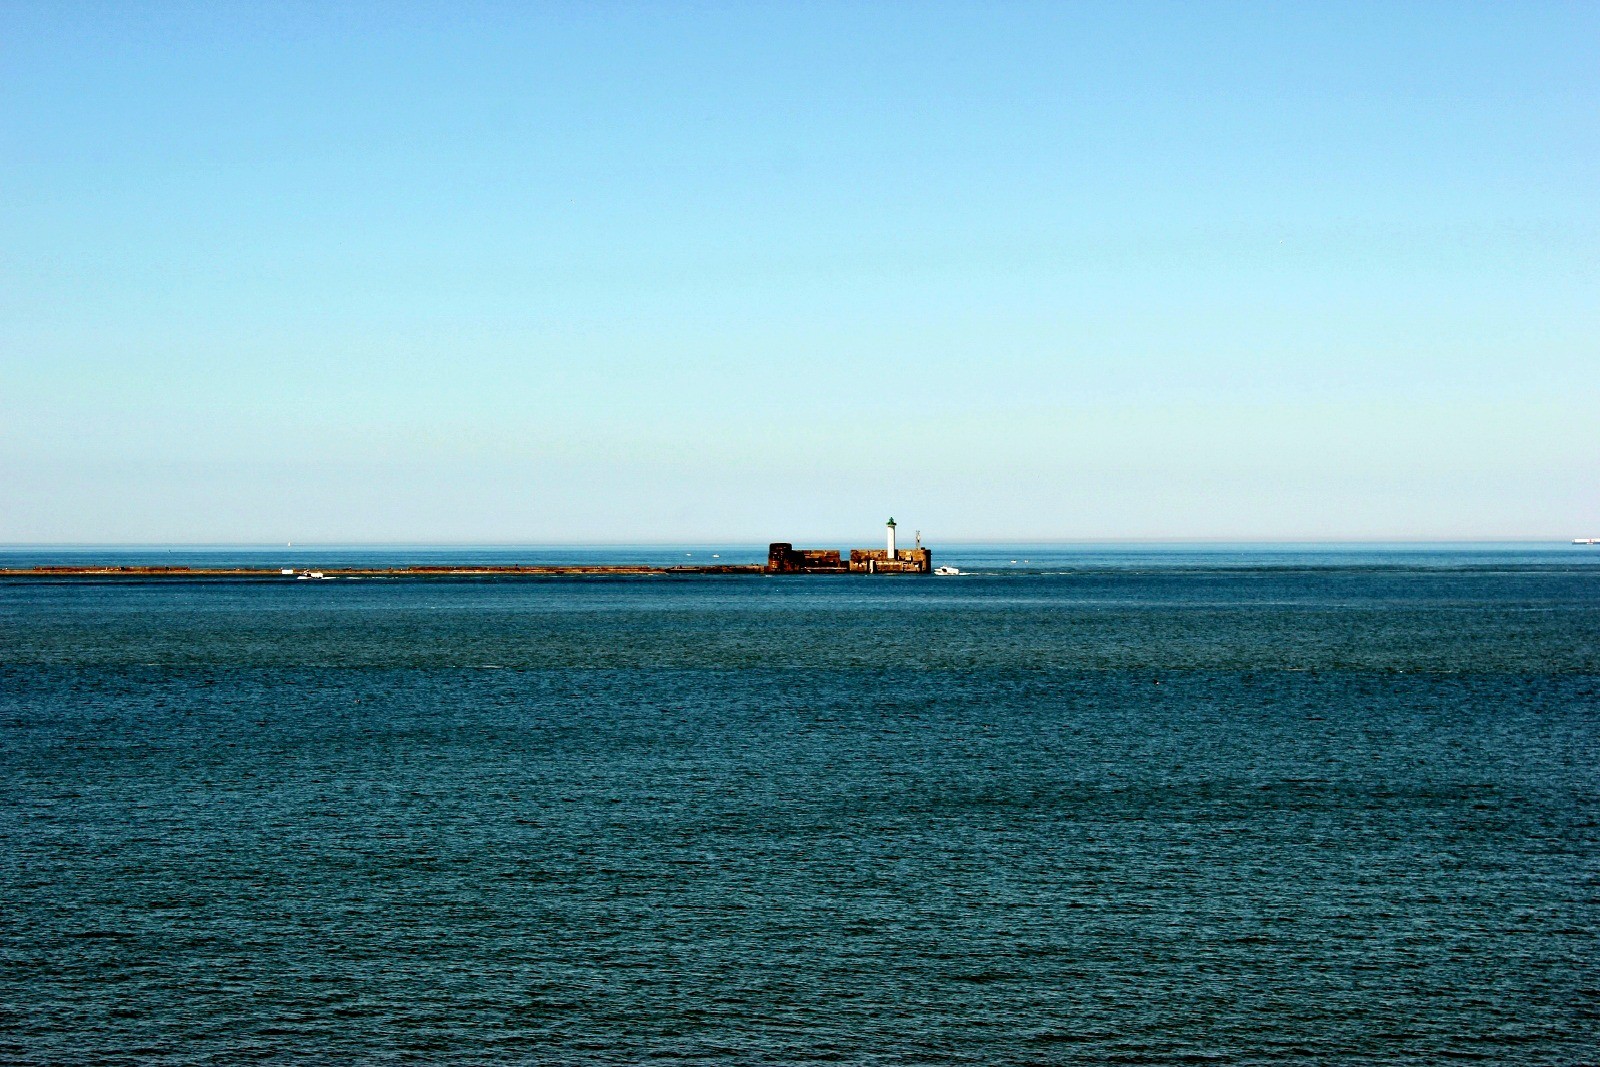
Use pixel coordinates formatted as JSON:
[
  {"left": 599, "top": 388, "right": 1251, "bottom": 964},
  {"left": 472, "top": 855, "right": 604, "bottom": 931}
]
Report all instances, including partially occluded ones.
[{"left": 2, "top": 543, "right": 1596, "bottom": 1065}]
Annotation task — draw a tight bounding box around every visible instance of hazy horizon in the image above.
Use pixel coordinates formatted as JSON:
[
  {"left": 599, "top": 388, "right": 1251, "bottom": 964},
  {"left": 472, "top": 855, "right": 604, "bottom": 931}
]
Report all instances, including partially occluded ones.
[{"left": 3, "top": 537, "right": 1589, "bottom": 549}]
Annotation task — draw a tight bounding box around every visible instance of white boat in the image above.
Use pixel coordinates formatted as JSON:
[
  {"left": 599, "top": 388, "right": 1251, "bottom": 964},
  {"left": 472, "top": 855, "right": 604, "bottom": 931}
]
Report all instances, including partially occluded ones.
[
  {"left": 935, "top": 565, "right": 961, "bottom": 575},
  {"left": 1575, "top": 538, "right": 1598, "bottom": 545}
]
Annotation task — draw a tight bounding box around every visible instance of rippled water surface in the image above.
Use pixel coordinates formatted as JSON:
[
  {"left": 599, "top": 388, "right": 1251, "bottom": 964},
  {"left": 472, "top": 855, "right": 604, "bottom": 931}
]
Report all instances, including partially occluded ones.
[{"left": 2, "top": 546, "right": 1597, "bottom": 1064}]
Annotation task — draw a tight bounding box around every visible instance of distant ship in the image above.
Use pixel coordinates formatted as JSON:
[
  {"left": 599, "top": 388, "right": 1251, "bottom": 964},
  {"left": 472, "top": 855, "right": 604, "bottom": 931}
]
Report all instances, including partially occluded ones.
[{"left": 1575, "top": 538, "right": 1599, "bottom": 545}]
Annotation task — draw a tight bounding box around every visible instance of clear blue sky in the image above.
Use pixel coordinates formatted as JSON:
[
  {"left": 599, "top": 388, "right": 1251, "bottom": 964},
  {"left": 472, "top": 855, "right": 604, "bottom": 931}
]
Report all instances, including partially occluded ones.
[{"left": 3, "top": 1, "right": 1595, "bottom": 542}]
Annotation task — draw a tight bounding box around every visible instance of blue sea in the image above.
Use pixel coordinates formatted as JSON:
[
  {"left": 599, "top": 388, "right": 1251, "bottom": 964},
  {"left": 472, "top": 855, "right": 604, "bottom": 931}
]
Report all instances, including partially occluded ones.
[{"left": 2, "top": 544, "right": 1597, "bottom": 1064}]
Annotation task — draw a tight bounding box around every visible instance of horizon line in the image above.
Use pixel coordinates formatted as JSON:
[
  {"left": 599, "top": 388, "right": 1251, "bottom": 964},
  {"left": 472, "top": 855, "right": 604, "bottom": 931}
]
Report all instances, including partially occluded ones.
[{"left": 1, "top": 538, "right": 1587, "bottom": 549}]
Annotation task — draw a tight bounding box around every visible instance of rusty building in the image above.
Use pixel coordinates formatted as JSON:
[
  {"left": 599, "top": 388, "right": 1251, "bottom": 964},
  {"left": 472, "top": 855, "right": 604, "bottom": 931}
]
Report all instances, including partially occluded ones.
[
  {"left": 847, "top": 547, "right": 931, "bottom": 573},
  {"left": 765, "top": 544, "right": 849, "bottom": 573}
]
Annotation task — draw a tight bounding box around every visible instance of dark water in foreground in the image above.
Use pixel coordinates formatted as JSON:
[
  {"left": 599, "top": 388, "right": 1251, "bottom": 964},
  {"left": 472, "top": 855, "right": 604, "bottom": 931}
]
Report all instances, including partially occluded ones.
[{"left": 2, "top": 547, "right": 1597, "bottom": 1064}]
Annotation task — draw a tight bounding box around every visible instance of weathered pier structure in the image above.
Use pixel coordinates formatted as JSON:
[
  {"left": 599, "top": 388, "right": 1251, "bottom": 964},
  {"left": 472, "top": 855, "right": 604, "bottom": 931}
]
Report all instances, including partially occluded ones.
[
  {"left": 0, "top": 564, "right": 763, "bottom": 579},
  {"left": 766, "top": 517, "right": 932, "bottom": 575}
]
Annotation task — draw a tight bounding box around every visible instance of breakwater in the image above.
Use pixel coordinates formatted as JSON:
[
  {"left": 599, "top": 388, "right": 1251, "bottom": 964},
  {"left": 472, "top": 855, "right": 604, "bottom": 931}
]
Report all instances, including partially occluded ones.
[{"left": 0, "top": 564, "right": 764, "bottom": 579}]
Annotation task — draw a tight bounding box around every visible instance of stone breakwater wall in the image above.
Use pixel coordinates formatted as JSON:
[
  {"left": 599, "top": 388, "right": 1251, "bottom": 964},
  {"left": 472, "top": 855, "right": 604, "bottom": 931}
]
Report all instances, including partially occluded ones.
[
  {"left": 0, "top": 565, "right": 763, "bottom": 579},
  {"left": 4, "top": 550, "right": 935, "bottom": 579}
]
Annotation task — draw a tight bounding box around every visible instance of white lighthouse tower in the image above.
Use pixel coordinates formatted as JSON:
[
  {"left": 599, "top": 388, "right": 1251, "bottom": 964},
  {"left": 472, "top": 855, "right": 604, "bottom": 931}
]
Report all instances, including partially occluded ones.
[{"left": 886, "top": 517, "right": 897, "bottom": 559}]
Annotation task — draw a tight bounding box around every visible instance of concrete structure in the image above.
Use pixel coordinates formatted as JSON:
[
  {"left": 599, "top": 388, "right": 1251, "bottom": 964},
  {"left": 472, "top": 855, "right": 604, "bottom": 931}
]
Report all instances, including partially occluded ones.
[
  {"left": 848, "top": 547, "right": 931, "bottom": 574},
  {"left": 765, "top": 544, "right": 849, "bottom": 573}
]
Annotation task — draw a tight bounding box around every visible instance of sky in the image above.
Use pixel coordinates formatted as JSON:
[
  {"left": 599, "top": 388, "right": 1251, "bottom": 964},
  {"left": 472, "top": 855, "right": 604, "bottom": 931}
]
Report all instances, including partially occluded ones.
[{"left": 2, "top": 1, "right": 1595, "bottom": 543}]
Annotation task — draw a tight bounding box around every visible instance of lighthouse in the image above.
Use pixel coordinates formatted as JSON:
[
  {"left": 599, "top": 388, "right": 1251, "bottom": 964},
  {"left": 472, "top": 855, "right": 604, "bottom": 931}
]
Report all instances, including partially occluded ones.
[{"left": 886, "top": 517, "right": 897, "bottom": 559}]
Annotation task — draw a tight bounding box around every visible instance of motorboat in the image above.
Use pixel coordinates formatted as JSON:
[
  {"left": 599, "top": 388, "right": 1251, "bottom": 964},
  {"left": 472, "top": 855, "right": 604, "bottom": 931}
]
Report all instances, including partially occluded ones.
[{"left": 934, "top": 565, "right": 961, "bottom": 575}]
